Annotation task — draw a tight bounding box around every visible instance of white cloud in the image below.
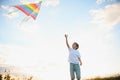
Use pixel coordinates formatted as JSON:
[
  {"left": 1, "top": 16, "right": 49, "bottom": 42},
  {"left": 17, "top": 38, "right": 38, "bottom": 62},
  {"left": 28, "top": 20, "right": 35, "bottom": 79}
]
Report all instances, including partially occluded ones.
[
  {"left": 1, "top": 5, "right": 19, "bottom": 19},
  {"left": 19, "top": 0, "right": 42, "bottom": 4},
  {"left": 3, "top": 12, "right": 19, "bottom": 19},
  {"left": 0, "top": 45, "right": 10, "bottom": 64},
  {"left": 19, "top": 0, "right": 60, "bottom": 7},
  {"left": 1, "top": 5, "right": 8, "bottom": 10},
  {"left": 96, "top": 0, "right": 114, "bottom": 5},
  {"left": 96, "top": 0, "right": 105, "bottom": 4},
  {"left": 90, "top": 3, "right": 120, "bottom": 31},
  {"left": 0, "top": 57, "right": 5, "bottom": 64},
  {"left": 0, "top": 42, "right": 68, "bottom": 80},
  {"left": 1, "top": 5, "right": 14, "bottom": 12},
  {"left": 1, "top": 0, "right": 60, "bottom": 19},
  {"left": 42, "top": 0, "right": 59, "bottom": 7}
]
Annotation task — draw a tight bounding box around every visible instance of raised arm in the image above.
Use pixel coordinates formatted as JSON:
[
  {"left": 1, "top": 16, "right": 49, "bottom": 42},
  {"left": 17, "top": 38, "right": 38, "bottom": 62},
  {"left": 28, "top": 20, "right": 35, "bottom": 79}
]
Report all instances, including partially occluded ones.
[{"left": 65, "top": 34, "right": 70, "bottom": 48}]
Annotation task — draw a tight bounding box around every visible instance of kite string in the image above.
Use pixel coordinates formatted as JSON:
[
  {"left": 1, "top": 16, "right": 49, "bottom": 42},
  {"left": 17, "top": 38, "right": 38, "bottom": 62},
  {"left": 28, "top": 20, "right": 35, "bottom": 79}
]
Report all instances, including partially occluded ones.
[
  {"left": 17, "top": 1, "right": 42, "bottom": 25},
  {"left": 20, "top": 5, "right": 40, "bottom": 25},
  {"left": 19, "top": 16, "right": 31, "bottom": 25}
]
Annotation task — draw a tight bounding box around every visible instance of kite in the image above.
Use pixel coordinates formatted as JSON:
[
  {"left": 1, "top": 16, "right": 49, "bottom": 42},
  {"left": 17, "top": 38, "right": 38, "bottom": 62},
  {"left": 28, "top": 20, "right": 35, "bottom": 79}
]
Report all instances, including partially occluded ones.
[
  {"left": 14, "top": 1, "right": 42, "bottom": 20},
  {"left": 9, "top": 1, "right": 42, "bottom": 24}
]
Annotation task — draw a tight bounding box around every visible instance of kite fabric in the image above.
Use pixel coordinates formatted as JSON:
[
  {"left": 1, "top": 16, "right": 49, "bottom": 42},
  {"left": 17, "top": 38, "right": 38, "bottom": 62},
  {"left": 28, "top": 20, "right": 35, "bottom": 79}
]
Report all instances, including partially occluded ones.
[{"left": 14, "top": 1, "right": 42, "bottom": 20}]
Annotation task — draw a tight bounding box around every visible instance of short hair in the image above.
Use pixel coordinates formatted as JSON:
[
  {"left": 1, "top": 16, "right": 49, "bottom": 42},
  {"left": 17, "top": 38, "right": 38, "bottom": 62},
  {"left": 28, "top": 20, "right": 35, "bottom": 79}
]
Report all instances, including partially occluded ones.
[{"left": 74, "top": 42, "right": 79, "bottom": 49}]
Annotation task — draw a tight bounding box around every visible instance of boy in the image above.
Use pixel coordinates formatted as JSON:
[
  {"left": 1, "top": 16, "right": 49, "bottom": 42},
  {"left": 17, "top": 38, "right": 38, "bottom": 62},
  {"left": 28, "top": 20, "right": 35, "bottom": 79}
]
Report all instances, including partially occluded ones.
[{"left": 65, "top": 34, "right": 82, "bottom": 80}]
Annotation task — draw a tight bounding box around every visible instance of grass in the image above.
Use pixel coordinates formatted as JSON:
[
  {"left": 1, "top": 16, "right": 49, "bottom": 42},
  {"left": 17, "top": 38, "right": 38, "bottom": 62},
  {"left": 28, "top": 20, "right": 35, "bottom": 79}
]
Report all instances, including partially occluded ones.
[
  {"left": 0, "top": 74, "right": 33, "bottom": 80},
  {"left": 0, "top": 69, "right": 120, "bottom": 80},
  {"left": 85, "top": 74, "right": 120, "bottom": 80}
]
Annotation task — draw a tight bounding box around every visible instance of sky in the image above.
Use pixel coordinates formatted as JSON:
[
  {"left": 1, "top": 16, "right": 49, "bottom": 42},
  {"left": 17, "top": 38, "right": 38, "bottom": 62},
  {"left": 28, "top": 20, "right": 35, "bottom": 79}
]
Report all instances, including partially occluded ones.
[{"left": 0, "top": 0, "right": 120, "bottom": 80}]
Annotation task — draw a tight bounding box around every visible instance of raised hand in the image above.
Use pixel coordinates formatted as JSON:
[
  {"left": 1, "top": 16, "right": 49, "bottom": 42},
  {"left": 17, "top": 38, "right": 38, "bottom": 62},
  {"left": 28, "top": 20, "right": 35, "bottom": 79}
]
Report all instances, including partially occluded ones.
[
  {"left": 65, "top": 34, "right": 68, "bottom": 38},
  {"left": 65, "top": 34, "right": 70, "bottom": 48}
]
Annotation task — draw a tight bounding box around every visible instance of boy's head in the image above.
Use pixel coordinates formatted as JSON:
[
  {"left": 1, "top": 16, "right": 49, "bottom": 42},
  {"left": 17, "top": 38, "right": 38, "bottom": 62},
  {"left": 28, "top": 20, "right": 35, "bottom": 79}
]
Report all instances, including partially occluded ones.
[{"left": 72, "top": 42, "right": 79, "bottom": 50}]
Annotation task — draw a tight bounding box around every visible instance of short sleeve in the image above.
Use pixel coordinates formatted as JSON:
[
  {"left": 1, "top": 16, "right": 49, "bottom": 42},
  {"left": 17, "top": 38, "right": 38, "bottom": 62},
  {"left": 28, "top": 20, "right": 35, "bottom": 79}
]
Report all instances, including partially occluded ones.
[
  {"left": 77, "top": 51, "right": 81, "bottom": 58},
  {"left": 68, "top": 48, "right": 72, "bottom": 51}
]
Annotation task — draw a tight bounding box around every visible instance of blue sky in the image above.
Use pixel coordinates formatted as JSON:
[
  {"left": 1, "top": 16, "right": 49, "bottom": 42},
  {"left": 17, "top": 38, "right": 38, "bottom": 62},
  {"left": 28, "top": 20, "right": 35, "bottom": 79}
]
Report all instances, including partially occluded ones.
[{"left": 0, "top": 0, "right": 120, "bottom": 80}]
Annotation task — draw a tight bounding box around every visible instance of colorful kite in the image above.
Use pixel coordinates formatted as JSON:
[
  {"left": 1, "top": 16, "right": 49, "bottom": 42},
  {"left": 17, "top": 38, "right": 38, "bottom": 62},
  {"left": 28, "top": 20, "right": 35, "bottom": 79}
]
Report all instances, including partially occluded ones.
[{"left": 14, "top": 1, "right": 42, "bottom": 20}]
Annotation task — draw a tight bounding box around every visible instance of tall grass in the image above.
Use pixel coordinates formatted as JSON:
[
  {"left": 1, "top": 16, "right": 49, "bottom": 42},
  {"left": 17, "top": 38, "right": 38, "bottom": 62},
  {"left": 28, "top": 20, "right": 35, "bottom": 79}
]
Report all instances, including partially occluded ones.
[
  {"left": 85, "top": 74, "right": 120, "bottom": 80},
  {"left": 0, "top": 70, "right": 33, "bottom": 80},
  {"left": 0, "top": 74, "right": 33, "bottom": 80}
]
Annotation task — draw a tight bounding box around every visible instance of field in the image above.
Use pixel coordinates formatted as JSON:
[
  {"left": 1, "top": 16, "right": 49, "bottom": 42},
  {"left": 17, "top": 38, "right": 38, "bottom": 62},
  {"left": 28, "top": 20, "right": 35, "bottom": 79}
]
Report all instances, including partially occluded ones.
[
  {"left": 0, "top": 72, "right": 120, "bottom": 80},
  {"left": 0, "top": 74, "right": 33, "bottom": 80},
  {"left": 85, "top": 74, "right": 120, "bottom": 80}
]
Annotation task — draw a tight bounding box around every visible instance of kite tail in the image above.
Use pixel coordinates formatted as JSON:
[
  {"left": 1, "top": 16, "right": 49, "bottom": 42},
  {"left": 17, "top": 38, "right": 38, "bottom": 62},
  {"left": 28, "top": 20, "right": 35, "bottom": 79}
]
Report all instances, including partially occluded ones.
[
  {"left": 19, "top": 16, "right": 31, "bottom": 25},
  {"left": 8, "top": 9, "right": 18, "bottom": 15}
]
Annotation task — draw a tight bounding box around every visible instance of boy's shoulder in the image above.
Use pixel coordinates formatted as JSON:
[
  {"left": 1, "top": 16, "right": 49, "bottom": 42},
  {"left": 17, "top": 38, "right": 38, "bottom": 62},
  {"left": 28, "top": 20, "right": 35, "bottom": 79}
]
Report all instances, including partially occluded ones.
[{"left": 69, "top": 48, "right": 80, "bottom": 52}]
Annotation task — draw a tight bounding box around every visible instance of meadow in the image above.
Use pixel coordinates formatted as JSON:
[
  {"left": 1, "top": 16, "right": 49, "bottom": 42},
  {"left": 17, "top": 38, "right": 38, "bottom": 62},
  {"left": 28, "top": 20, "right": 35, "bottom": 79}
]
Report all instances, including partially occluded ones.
[
  {"left": 0, "top": 73, "right": 120, "bottom": 80},
  {"left": 85, "top": 74, "right": 120, "bottom": 80},
  {"left": 0, "top": 74, "right": 33, "bottom": 80}
]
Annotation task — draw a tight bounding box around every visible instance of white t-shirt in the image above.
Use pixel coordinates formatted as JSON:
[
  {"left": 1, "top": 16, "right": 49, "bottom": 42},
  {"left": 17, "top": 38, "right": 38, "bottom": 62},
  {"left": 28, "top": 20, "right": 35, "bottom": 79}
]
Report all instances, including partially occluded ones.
[{"left": 68, "top": 48, "right": 81, "bottom": 64}]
